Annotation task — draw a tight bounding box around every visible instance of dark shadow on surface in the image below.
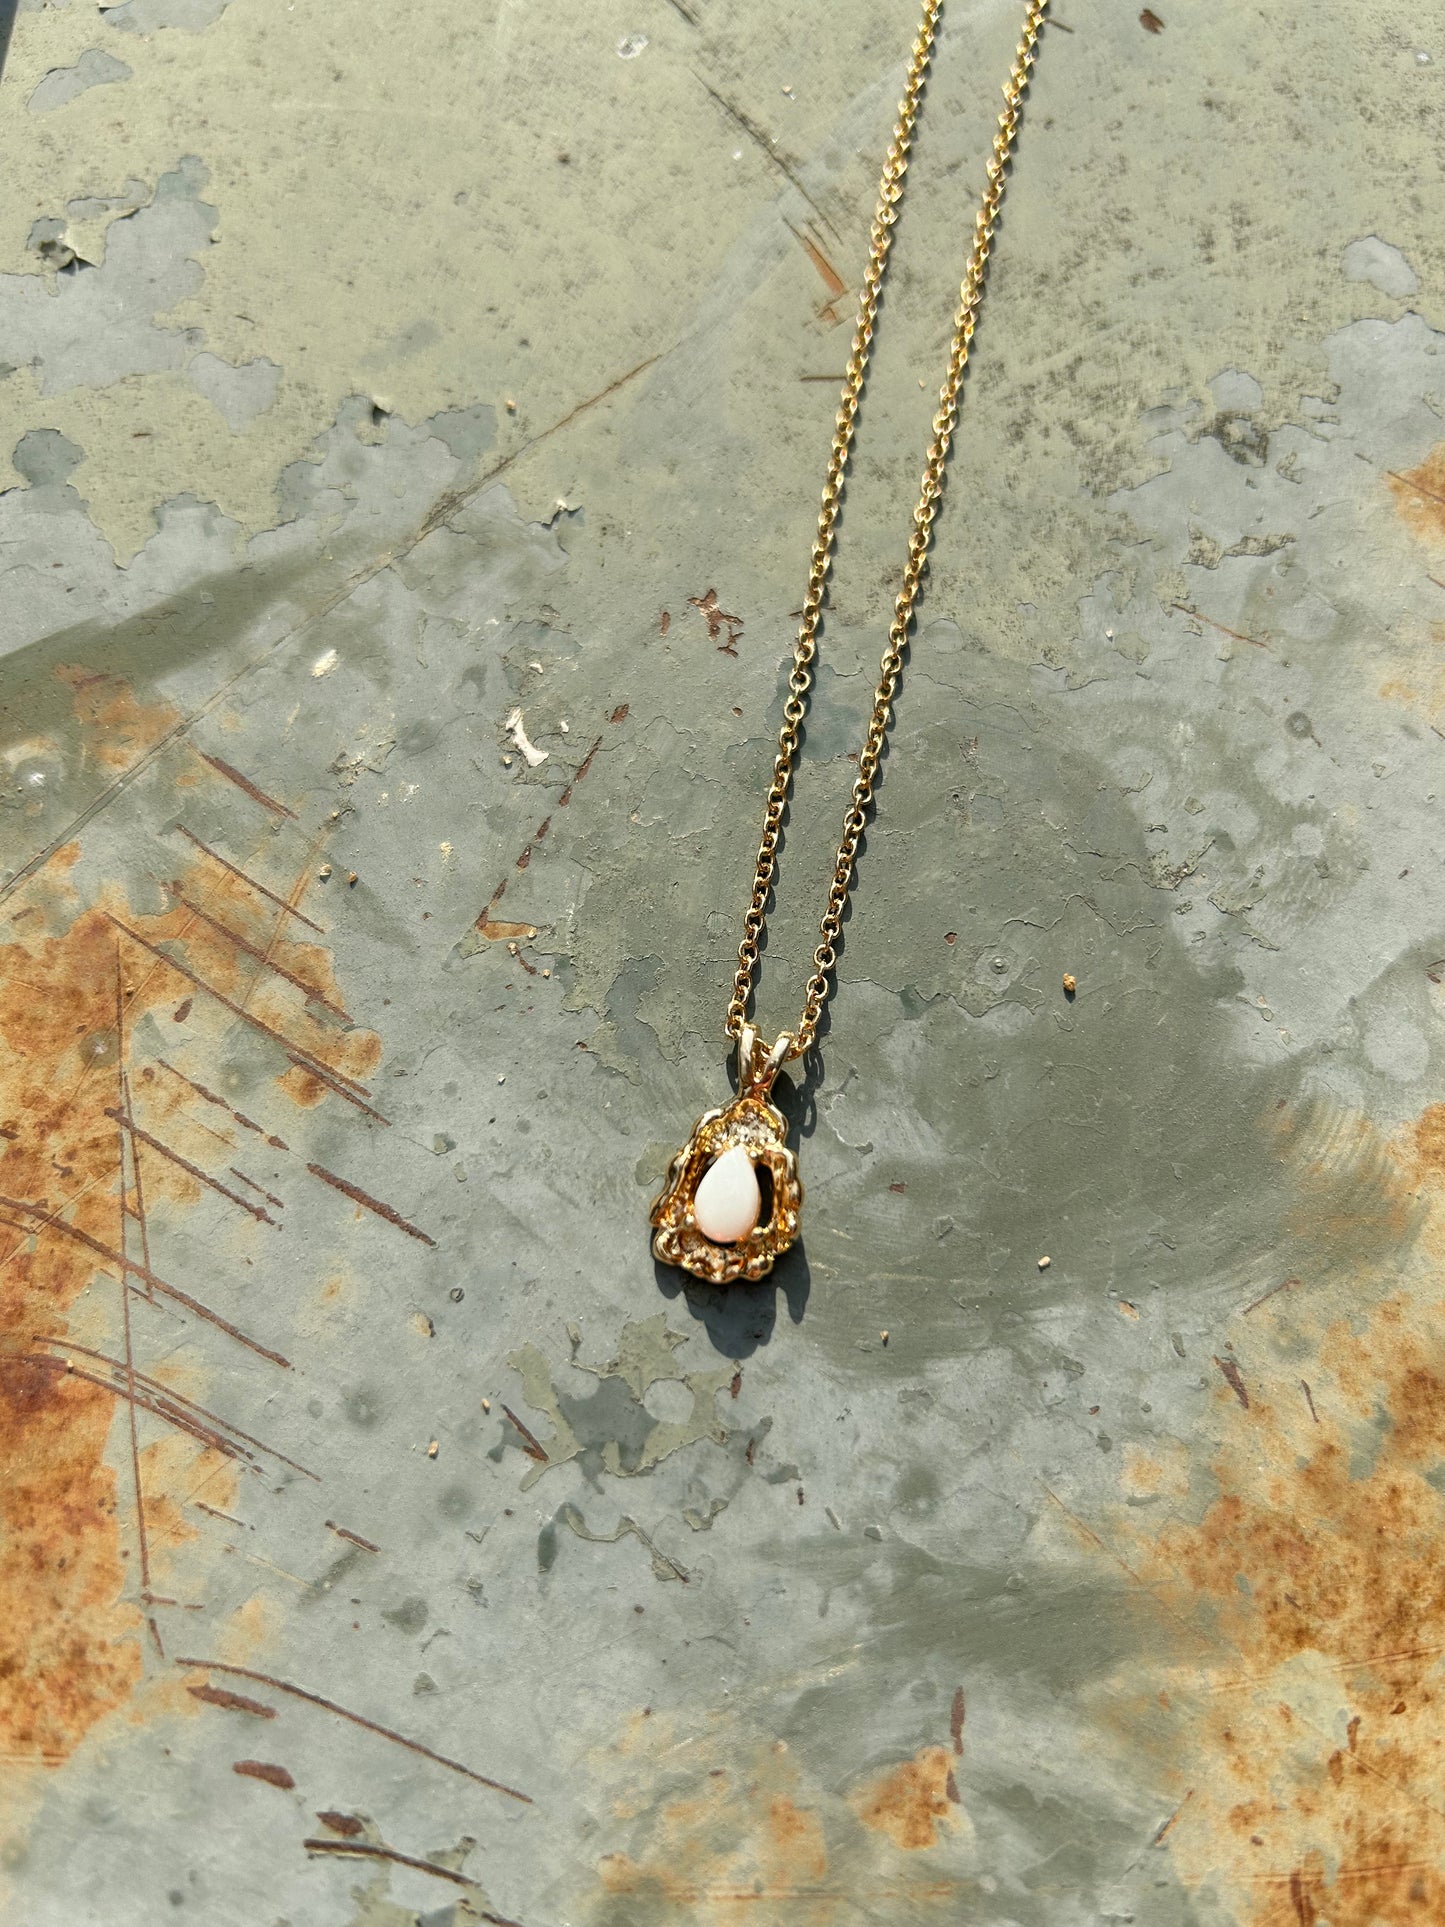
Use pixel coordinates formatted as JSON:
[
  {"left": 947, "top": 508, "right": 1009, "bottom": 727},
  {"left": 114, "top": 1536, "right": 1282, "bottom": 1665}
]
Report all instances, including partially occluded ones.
[
  {"left": 0, "top": 0, "right": 16, "bottom": 85},
  {"left": 652, "top": 1241, "right": 810, "bottom": 1360}
]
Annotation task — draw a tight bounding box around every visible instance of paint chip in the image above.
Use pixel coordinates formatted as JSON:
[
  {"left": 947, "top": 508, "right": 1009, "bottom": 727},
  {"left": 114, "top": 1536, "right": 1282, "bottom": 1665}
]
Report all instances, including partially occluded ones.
[
  {"left": 505, "top": 708, "right": 547, "bottom": 768},
  {"left": 311, "top": 648, "right": 338, "bottom": 678}
]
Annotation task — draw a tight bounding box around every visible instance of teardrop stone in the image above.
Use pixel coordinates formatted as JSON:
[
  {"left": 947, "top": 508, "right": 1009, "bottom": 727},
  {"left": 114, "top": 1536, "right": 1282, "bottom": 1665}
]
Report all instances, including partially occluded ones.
[{"left": 693, "top": 1145, "right": 762, "bottom": 1244}]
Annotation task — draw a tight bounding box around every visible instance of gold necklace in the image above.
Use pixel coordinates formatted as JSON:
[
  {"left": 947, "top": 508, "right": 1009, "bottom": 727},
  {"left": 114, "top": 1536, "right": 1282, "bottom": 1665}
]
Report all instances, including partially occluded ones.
[{"left": 652, "top": 0, "right": 1049, "bottom": 1283}]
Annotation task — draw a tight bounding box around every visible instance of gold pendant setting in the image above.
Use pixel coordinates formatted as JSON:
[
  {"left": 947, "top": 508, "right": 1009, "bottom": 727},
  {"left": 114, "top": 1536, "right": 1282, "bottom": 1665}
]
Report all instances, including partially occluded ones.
[{"left": 650, "top": 1025, "right": 803, "bottom": 1283}]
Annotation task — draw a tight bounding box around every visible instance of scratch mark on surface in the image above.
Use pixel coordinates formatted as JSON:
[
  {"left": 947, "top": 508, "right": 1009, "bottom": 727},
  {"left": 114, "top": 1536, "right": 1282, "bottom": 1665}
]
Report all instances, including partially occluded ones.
[
  {"left": 154, "top": 1058, "right": 283, "bottom": 1145},
  {"left": 31, "top": 1336, "right": 317, "bottom": 1476},
  {"left": 301, "top": 1840, "right": 520, "bottom": 1920},
  {"left": 1387, "top": 468, "right": 1445, "bottom": 510},
  {"left": 786, "top": 221, "right": 848, "bottom": 323},
  {"left": 197, "top": 752, "right": 296, "bottom": 820},
  {"left": 175, "top": 1658, "right": 532, "bottom": 1802},
  {"left": 0, "top": 357, "right": 663, "bottom": 909},
  {"left": 949, "top": 1686, "right": 965, "bottom": 1754},
  {"left": 1152, "top": 1789, "right": 1193, "bottom": 1844},
  {"left": 301, "top": 1841, "right": 474, "bottom": 1891},
  {"left": 0, "top": 1193, "right": 290, "bottom": 1366},
  {"left": 1169, "top": 601, "right": 1269, "bottom": 649},
  {"left": 164, "top": 887, "right": 352, "bottom": 1022},
  {"left": 106, "top": 916, "right": 382, "bottom": 1121},
  {"left": 473, "top": 733, "right": 603, "bottom": 938},
  {"left": 174, "top": 827, "right": 326, "bottom": 934},
  {"left": 501, "top": 1404, "right": 549, "bottom": 1463},
  {"left": 229, "top": 1168, "right": 285, "bottom": 1211},
  {"left": 1242, "top": 1276, "right": 1298, "bottom": 1316},
  {"left": 114, "top": 955, "right": 152, "bottom": 1616},
  {"left": 1041, "top": 1484, "right": 1150, "bottom": 1590},
  {"left": 556, "top": 736, "right": 601, "bottom": 808},
  {"left": 1213, "top": 1354, "right": 1251, "bottom": 1409},
  {"left": 695, "top": 77, "right": 837, "bottom": 235},
  {"left": 195, "top": 1500, "right": 248, "bottom": 1528},
  {"left": 188, "top": 1682, "right": 277, "bottom": 1718},
  {"left": 325, "top": 1519, "right": 380, "bottom": 1553},
  {"left": 106, "top": 1107, "right": 276, "bottom": 1224},
  {"left": 284, "top": 1054, "right": 388, "bottom": 1123},
  {"left": 304, "top": 1162, "right": 436, "bottom": 1247},
  {"left": 418, "top": 352, "right": 661, "bottom": 548}
]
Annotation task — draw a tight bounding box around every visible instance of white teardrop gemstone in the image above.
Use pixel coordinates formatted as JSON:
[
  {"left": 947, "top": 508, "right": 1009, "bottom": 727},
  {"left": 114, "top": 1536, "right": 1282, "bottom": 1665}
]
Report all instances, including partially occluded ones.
[{"left": 693, "top": 1145, "right": 762, "bottom": 1244}]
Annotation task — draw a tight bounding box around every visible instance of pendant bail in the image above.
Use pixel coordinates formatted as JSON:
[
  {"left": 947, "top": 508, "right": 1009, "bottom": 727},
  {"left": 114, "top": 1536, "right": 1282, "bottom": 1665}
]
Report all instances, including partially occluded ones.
[{"left": 737, "top": 1023, "right": 793, "bottom": 1100}]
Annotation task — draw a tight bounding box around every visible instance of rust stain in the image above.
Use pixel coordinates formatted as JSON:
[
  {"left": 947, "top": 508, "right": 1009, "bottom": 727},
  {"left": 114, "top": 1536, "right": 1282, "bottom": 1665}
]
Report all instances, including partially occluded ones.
[
  {"left": 163, "top": 887, "right": 352, "bottom": 1022},
  {"left": 850, "top": 1745, "right": 960, "bottom": 1852},
  {"left": 1095, "top": 1122, "right": 1445, "bottom": 1927},
  {"left": 596, "top": 1727, "right": 962, "bottom": 1921},
  {"left": 688, "top": 589, "right": 744, "bottom": 652},
  {"left": 232, "top": 1758, "right": 296, "bottom": 1790},
  {"left": 1387, "top": 449, "right": 1445, "bottom": 545},
  {"left": 0, "top": 1360, "right": 142, "bottom": 1765},
  {"left": 1413, "top": 1103, "right": 1445, "bottom": 1177},
  {"left": 0, "top": 671, "right": 386, "bottom": 1841},
  {"left": 57, "top": 665, "right": 182, "bottom": 774},
  {"left": 174, "top": 827, "right": 327, "bottom": 936},
  {"left": 316, "top": 1808, "right": 365, "bottom": 1836},
  {"left": 475, "top": 909, "right": 539, "bottom": 943}
]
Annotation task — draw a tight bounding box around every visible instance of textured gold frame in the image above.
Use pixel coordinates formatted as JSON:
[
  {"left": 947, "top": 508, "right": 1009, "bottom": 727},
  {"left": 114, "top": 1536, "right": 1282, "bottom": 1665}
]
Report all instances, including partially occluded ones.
[{"left": 650, "top": 1090, "right": 803, "bottom": 1285}]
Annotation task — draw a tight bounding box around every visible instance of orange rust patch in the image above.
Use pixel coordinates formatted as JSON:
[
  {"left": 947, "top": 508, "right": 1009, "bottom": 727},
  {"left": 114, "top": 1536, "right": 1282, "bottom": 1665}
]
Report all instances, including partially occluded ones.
[
  {"left": 850, "top": 1745, "right": 958, "bottom": 1852},
  {"left": 1120, "top": 1438, "right": 1190, "bottom": 1502},
  {"left": 766, "top": 1794, "right": 828, "bottom": 1884},
  {"left": 138, "top": 1437, "right": 238, "bottom": 1571},
  {"left": 232, "top": 1758, "right": 295, "bottom": 1790},
  {"left": 1100, "top": 1258, "right": 1445, "bottom": 1925},
  {"left": 1412, "top": 1104, "right": 1445, "bottom": 1180},
  {"left": 0, "top": 700, "right": 378, "bottom": 1811},
  {"left": 474, "top": 911, "right": 539, "bottom": 943},
  {"left": 56, "top": 664, "right": 183, "bottom": 774},
  {"left": 0, "top": 1362, "right": 141, "bottom": 1762},
  {"left": 594, "top": 1722, "right": 962, "bottom": 1921},
  {"left": 596, "top": 1765, "right": 833, "bottom": 1921},
  {"left": 1387, "top": 447, "right": 1445, "bottom": 546}
]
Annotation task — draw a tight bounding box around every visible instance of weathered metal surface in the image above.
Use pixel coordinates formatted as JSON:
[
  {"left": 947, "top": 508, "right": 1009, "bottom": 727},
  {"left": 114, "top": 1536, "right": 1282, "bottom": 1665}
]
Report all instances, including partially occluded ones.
[{"left": 1, "top": 3, "right": 1444, "bottom": 1923}]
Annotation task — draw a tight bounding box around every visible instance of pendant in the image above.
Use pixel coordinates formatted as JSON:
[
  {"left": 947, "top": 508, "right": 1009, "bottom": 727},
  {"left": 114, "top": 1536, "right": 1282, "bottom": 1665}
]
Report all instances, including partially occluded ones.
[{"left": 650, "top": 1024, "right": 804, "bottom": 1283}]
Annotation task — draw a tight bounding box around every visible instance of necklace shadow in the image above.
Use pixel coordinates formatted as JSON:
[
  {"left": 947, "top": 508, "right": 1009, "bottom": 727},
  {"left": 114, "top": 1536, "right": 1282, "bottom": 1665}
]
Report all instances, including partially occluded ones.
[
  {"left": 651, "top": 1242, "right": 810, "bottom": 1360},
  {"left": 649, "top": 1028, "right": 829, "bottom": 1358}
]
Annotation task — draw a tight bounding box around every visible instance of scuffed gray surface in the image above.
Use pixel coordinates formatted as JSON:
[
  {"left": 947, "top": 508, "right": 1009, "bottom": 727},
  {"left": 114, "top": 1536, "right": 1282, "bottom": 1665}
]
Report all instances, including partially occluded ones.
[{"left": 1, "top": 4, "right": 1444, "bottom": 1926}]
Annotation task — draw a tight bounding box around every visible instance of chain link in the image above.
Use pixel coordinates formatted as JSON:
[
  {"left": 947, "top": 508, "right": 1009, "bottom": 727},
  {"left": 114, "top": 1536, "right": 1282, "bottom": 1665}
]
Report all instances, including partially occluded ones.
[{"left": 725, "top": 0, "right": 1048, "bottom": 1058}]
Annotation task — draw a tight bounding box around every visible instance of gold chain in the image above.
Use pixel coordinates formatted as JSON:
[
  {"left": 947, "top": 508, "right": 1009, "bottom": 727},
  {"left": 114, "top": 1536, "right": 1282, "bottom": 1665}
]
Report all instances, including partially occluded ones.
[{"left": 726, "top": 0, "right": 1048, "bottom": 1059}]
